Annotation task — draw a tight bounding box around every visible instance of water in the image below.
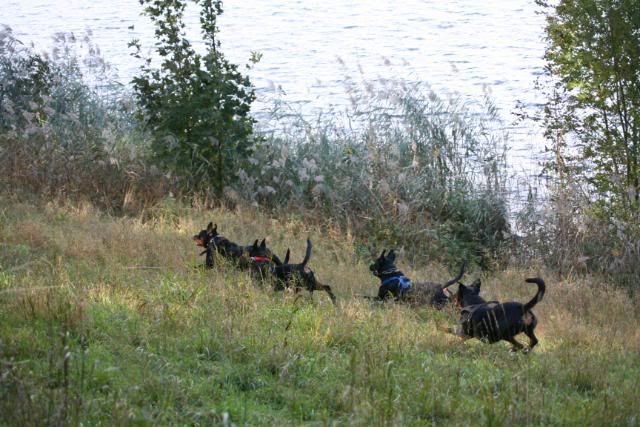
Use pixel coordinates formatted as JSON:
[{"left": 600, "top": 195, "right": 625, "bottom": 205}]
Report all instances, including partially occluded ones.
[{"left": 1, "top": 0, "right": 548, "bottom": 193}]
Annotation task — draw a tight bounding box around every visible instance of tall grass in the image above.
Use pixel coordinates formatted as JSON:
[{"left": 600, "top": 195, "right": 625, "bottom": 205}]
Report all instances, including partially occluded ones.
[
  {"left": 0, "top": 196, "right": 638, "bottom": 425},
  {"left": 2, "top": 25, "right": 637, "bottom": 287},
  {"left": 0, "top": 26, "right": 166, "bottom": 213},
  {"left": 1, "top": 27, "right": 511, "bottom": 268},
  {"left": 240, "top": 77, "right": 510, "bottom": 266},
  {"left": 514, "top": 164, "right": 640, "bottom": 288}
]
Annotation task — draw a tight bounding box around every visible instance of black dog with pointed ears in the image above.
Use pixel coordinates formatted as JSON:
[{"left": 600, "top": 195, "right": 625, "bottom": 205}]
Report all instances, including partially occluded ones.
[
  {"left": 193, "top": 223, "right": 281, "bottom": 270},
  {"left": 447, "top": 277, "right": 546, "bottom": 352},
  {"left": 368, "top": 249, "right": 465, "bottom": 308},
  {"left": 245, "top": 238, "right": 283, "bottom": 279},
  {"left": 271, "top": 239, "right": 337, "bottom": 304},
  {"left": 192, "top": 222, "right": 245, "bottom": 268}
]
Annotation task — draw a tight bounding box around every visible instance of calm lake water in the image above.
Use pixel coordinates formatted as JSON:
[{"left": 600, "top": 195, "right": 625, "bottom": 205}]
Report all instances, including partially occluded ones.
[{"left": 1, "top": 0, "right": 548, "bottom": 195}]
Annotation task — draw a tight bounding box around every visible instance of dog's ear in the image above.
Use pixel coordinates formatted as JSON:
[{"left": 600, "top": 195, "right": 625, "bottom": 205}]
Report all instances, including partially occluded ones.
[
  {"left": 387, "top": 249, "right": 396, "bottom": 262},
  {"left": 252, "top": 239, "right": 259, "bottom": 249},
  {"left": 207, "top": 222, "right": 213, "bottom": 231},
  {"left": 260, "top": 238, "right": 266, "bottom": 249},
  {"left": 379, "top": 250, "right": 386, "bottom": 260},
  {"left": 284, "top": 248, "right": 290, "bottom": 264}
]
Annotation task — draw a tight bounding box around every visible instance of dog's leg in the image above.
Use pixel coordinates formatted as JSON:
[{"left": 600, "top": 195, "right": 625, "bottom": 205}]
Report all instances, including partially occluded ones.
[
  {"left": 523, "top": 326, "right": 539, "bottom": 351},
  {"left": 205, "top": 248, "right": 214, "bottom": 269},
  {"left": 505, "top": 337, "right": 525, "bottom": 352},
  {"left": 316, "top": 283, "right": 337, "bottom": 305}
]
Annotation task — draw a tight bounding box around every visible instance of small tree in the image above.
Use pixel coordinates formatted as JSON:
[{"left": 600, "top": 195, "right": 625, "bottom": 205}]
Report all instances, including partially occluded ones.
[
  {"left": 537, "top": 0, "right": 640, "bottom": 218},
  {"left": 535, "top": 0, "right": 640, "bottom": 284},
  {"left": 130, "top": 0, "right": 258, "bottom": 195}
]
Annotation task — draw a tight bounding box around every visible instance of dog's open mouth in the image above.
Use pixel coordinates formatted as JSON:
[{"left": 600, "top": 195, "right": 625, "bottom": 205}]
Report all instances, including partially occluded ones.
[{"left": 193, "top": 237, "right": 205, "bottom": 247}]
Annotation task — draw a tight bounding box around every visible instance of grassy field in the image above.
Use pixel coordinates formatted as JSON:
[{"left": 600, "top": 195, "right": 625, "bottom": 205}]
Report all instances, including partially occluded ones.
[{"left": 0, "top": 195, "right": 638, "bottom": 426}]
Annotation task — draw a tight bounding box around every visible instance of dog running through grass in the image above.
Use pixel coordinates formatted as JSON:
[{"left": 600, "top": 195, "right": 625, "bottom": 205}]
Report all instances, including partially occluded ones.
[
  {"left": 446, "top": 277, "right": 546, "bottom": 352},
  {"left": 368, "top": 249, "right": 466, "bottom": 308}
]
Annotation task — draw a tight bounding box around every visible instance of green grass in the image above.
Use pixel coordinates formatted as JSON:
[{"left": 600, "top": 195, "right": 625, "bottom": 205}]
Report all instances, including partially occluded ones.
[{"left": 0, "top": 196, "right": 639, "bottom": 426}]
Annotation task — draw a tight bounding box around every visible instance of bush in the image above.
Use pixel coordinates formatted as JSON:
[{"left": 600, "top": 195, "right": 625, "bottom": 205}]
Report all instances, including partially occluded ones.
[
  {"left": 130, "top": 0, "right": 259, "bottom": 196},
  {"left": 515, "top": 179, "right": 640, "bottom": 288}
]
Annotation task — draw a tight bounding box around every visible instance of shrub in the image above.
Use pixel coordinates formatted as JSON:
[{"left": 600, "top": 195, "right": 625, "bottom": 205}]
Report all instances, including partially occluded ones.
[{"left": 130, "top": 0, "right": 259, "bottom": 196}]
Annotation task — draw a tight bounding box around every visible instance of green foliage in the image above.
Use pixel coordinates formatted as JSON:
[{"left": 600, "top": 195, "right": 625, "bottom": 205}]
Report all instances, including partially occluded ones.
[
  {"left": 538, "top": 0, "right": 640, "bottom": 216},
  {"left": 0, "top": 27, "right": 52, "bottom": 133},
  {"left": 130, "top": 0, "right": 259, "bottom": 195},
  {"left": 532, "top": 0, "right": 640, "bottom": 285}
]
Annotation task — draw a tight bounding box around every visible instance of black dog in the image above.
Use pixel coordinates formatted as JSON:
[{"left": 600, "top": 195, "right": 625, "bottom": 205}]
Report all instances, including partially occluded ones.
[
  {"left": 270, "top": 239, "right": 337, "bottom": 304},
  {"left": 193, "top": 222, "right": 246, "bottom": 268},
  {"left": 368, "top": 249, "right": 465, "bottom": 308},
  {"left": 192, "top": 222, "right": 216, "bottom": 268},
  {"left": 448, "top": 277, "right": 546, "bottom": 352},
  {"left": 245, "top": 238, "right": 283, "bottom": 279}
]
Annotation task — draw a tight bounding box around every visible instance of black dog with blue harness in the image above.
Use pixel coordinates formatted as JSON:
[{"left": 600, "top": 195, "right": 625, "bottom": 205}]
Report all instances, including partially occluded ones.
[
  {"left": 377, "top": 269, "right": 413, "bottom": 300},
  {"left": 369, "top": 249, "right": 466, "bottom": 308}
]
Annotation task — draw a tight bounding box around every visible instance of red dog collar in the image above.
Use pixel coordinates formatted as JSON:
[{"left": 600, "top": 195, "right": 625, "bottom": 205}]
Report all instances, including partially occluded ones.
[{"left": 251, "top": 256, "right": 269, "bottom": 263}]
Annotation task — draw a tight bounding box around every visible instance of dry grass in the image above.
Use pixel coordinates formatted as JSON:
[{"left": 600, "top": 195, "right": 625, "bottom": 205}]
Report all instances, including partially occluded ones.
[{"left": 1, "top": 195, "right": 639, "bottom": 425}]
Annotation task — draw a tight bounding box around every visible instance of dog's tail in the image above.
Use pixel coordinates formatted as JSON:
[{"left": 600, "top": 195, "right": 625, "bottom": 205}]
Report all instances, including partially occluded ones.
[
  {"left": 523, "top": 277, "right": 546, "bottom": 311},
  {"left": 443, "top": 260, "right": 467, "bottom": 288},
  {"left": 301, "top": 239, "right": 312, "bottom": 268}
]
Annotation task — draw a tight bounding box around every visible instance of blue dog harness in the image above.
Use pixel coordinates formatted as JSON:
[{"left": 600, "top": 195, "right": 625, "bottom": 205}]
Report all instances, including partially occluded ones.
[{"left": 381, "top": 274, "right": 412, "bottom": 291}]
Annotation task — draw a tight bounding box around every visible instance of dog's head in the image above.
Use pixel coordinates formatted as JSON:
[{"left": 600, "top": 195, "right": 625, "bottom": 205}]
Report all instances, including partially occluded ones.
[
  {"left": 192, "top": 222, "right": 218, "bottom": 247},
  {"left": 467, "top": 278, "right": 481, "bottom": 295},
  {"left": 369, "top": 249, "right": 398, "bottom": 277},
  {"left": 247, "top": 238, "right": 272, "bottom": 263},
  {"left": 451, "top": 279, "right": 483, "bottom": 308}
]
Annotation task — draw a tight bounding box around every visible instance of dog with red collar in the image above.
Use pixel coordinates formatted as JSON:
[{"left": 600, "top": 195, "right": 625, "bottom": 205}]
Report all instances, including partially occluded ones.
[
  {"left": 245, "top": 238, "right": 283, "bottom": 280},
  {"left": 193, "top": 223, "right": 282, "bottom": 271}
]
